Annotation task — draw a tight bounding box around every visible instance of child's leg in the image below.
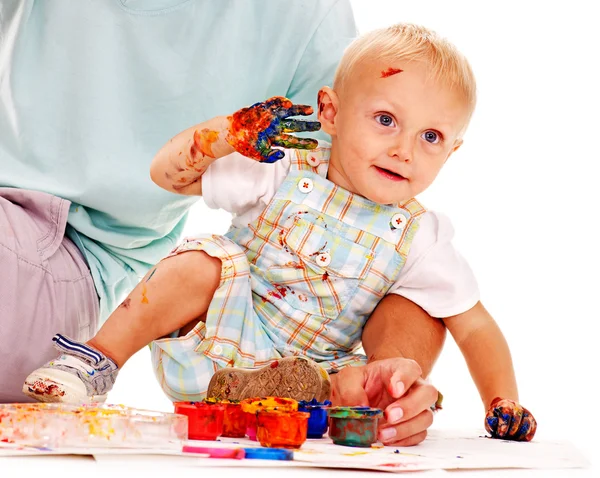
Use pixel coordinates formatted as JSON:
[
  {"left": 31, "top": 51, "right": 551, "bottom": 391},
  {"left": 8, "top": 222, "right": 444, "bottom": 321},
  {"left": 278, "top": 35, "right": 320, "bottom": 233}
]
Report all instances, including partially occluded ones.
[
  {"left": 89, "top": 251, "right": 221, "bottom": 367},
  {"left": 23, "top": 250, "right": 221, "bottom": 403}
]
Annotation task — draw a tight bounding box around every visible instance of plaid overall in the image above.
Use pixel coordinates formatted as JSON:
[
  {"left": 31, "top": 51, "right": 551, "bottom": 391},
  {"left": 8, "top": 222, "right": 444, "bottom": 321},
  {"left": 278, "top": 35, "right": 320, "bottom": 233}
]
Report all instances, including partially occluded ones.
[{"left": 151, "top": 147, "right": 425, "bottom": 401}]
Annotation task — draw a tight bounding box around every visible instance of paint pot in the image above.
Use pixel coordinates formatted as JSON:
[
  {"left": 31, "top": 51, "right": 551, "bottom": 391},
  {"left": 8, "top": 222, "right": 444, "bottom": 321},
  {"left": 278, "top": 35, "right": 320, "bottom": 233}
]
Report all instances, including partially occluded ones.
[
  {"left": 174, "top": 401, "right": 225, "bottom": 441},
  {"left": 298, "top": 398, "right": 331, "bottom": 439},
  {"left": 327, "top": 406, "right": 383, "bottom": 447},
  {"left": 256, "top": 410, "right": 310, "bottom": 449},
  {"left": 221, "top": 402, "right": 248, "bottom": 438},
  {"left": 240, "top": 397, "right": 298, "bottom": 441}
]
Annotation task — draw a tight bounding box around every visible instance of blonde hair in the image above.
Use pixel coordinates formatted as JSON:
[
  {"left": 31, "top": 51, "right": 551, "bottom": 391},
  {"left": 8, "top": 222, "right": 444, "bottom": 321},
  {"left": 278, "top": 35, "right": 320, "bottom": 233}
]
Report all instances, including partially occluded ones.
[{"left": 334, "top": 23, "right": 477, "bottom": 127}]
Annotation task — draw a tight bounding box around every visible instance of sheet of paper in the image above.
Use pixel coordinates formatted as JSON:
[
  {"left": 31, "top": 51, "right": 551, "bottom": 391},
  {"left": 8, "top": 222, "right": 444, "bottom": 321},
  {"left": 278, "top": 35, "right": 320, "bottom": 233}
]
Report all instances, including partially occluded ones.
[{"left": 0, "top": 428, "right": 590, "bottom": 473}]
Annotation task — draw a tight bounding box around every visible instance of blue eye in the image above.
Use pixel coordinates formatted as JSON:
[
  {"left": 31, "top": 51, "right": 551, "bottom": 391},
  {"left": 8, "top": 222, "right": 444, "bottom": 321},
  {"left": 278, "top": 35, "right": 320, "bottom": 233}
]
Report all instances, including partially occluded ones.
[
  {"left": 375, "top": 114, "right": 395, "bottom": 127},
  {"left": 422, "top": 131, "right": 440, "bottom": 144}
]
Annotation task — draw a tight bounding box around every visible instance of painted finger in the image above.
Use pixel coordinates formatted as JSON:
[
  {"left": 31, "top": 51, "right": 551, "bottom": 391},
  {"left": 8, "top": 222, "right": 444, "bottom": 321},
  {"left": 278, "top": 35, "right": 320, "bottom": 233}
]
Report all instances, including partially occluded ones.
[
  {"left": 280, "top": 119, "right": 321, "bottom": 133},
  {"left": 264, "top": 96, "right": 291, "bottom": 113},
  {"left": 485, "top": 398, "right": 521, "bottom": 439},
  {"left": 282, "top": 104, "right": 314, "bottom": 118},
  {"left": 271, "top": 134, "right": 318, "bottom": 150},
  {"left": 378, "top": 409, "right": 434, "bottom": 446},
  {"left": 511, "top": 408, "right": 537, "bottom": 441},
  {"left": 261, "top": 148, "right": 286, "bottom": 163}
]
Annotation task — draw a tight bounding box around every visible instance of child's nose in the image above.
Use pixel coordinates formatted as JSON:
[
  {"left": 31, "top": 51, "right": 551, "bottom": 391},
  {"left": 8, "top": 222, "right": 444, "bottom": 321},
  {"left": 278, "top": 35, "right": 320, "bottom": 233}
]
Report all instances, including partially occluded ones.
[{"left": 387, "top": 134, "right": 414, "bottom": 163}]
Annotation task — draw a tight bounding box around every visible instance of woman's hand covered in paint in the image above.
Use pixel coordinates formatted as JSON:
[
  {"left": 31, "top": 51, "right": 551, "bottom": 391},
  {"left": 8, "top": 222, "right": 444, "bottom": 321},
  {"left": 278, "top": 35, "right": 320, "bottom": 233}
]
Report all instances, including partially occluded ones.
[
  {"left": 226, "top": 96, "right": 321, "bottom": 163},
  {"left": 329, "top": 358, "right": 439, "bottom": 446},
  {"left": 484, "top": 397, "right": 537, "bottom": 442}
]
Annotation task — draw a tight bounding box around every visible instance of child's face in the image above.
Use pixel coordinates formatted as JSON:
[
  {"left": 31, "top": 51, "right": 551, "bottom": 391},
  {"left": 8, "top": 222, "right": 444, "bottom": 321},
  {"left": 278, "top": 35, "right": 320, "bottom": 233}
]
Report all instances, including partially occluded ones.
[{"left": 320, "top": 60, "right": 469, "bottom": 205}]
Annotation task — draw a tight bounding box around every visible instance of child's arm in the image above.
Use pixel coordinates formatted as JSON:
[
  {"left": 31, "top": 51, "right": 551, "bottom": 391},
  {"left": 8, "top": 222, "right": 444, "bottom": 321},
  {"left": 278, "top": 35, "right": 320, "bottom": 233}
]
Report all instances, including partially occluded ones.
[
  {"left": 150, "top": 97, "right": 321, "bottom": 196},
  {"left": 444, "top": 301, "right": 537, "bottom": 441},
  {"left": 443, "top": 301, "right": 517, "bottom": 407}
]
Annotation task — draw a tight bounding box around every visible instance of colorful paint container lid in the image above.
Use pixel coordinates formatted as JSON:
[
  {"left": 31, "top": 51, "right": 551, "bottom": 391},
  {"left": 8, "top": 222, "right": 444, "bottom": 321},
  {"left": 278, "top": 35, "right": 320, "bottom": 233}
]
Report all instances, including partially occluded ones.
[
  {"left": 243, "top": 447, "right": 294, "bottom": 460},
  {"left": 327, "top": 406, "right": 383, "bottom": 419},
  {"left": 240, "top": 397, "right": 298, "bottom": 414},
  {"left": 297, "top": 398, "right": 332, "bottom": 410}
]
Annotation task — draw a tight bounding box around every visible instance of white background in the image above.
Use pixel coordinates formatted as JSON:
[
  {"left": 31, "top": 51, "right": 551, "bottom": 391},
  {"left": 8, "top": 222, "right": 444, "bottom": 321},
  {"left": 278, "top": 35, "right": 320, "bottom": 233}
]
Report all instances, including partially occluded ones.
[{"left": 108, "top": 0, "right": 599, "bottom": 470}]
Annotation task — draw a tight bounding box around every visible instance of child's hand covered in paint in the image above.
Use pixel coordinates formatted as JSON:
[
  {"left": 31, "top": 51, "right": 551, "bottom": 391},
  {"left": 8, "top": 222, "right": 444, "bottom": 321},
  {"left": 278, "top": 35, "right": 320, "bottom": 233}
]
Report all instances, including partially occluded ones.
[
  {"left": 226, "top": 96, "right": 321, "bottom": 163},
  {"left": 484, "top": 397, "right": 537, "bottom": 442}
]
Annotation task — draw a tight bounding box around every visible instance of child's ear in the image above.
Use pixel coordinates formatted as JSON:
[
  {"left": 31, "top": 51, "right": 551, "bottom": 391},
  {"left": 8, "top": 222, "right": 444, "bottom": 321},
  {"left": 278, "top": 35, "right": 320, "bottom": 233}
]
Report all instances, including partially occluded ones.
[
  {"left": 317, "top": 87, "right": 339, "bottom": 136},
  {"left": 445, "top": 139, "right": 463, "bottom": 163}
]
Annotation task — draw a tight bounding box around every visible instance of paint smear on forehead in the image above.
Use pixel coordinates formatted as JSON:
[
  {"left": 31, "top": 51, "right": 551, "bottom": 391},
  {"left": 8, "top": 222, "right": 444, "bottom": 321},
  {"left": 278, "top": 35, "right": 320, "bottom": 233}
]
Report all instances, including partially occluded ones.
[{"left": 380, "top": 67, "right": 403, "bottom": 78}]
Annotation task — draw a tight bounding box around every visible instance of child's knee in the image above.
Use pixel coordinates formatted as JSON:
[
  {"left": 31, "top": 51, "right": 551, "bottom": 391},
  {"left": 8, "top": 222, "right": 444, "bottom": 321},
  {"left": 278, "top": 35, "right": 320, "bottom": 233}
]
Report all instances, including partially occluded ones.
[{"left": 164, "top": 250, "right": 222, "bottom": 292}]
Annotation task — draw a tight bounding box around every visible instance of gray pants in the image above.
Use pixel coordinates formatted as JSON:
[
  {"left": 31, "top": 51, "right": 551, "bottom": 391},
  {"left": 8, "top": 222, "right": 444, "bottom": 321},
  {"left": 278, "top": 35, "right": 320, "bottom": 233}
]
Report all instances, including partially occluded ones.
[{"left": 0, "top": 188, "right": 99, "bottom": 402}]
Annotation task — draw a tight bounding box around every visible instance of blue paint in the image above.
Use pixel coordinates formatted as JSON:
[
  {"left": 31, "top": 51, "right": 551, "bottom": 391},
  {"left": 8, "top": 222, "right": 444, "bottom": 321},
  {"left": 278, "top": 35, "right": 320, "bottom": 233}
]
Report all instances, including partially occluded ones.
[
  {"left": 243, "top": 447, "right": 293, "bottom": 460},
  {"left": 298, "top": 398, "right": 331, "bottom": 439}
]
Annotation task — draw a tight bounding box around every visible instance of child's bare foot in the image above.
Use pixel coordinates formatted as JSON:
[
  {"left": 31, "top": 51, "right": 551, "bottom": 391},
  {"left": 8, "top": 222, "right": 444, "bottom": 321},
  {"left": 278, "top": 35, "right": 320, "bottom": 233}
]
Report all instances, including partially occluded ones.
[
  {"left": 22, "top": 334, "right": 119, "bottom": 404},
  {"left": 206, "top": 356, "right": 331, "bottom": 402}
]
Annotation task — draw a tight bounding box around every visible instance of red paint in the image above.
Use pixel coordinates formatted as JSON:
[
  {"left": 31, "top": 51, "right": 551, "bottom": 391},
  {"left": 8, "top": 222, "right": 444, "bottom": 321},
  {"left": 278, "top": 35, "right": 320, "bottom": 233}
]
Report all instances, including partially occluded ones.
[
  {"left": 221, "top": 402, "right": 248, "bottom": 438},
  {"left": 270, "top": 360, "right": 279, "bottom": 369},
  {"left": 256, "top": 410, "right": 309, "bottom": 449},
  {"left": 28, "top": 381, "right": 65, "bottom": 397},
  {"left": 380, "top": 67, "right": 403, "bottom": 78},
  {"left": 174, "top": 402, "right": 225, "bottom": 440}
]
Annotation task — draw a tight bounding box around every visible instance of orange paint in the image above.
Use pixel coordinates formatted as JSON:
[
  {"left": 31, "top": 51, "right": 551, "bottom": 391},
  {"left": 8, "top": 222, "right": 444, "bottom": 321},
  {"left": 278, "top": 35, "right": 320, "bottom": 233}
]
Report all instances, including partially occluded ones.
[
  {"left": 193, "top": 128, "right": 219, "bottom": 159},
  {"left": 221, "top": 402, "right": 248, "bottom": 438},
  {"left": 256, "top": 410, "right": 309, "bottom": 449},
  {"left": 141, "top": 284, "right": 149, "bottom": 304},
  {"left": 240, "top": 397, "right": 298, "bottom": 441}
]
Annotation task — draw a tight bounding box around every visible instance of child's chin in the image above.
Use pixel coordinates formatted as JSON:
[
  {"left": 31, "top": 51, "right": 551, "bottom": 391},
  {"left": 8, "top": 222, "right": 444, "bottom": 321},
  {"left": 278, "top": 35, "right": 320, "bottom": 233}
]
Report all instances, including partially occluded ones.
[{"left": 364, "top": 191, "right": 407, "bottom": 206}]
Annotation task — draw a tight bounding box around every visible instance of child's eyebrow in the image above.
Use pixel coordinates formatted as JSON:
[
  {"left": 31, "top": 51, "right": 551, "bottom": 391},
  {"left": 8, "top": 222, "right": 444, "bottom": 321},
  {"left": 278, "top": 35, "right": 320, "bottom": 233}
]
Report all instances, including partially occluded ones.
[{"left": 380, "top": 67, "right": 403, "bottom": 78}]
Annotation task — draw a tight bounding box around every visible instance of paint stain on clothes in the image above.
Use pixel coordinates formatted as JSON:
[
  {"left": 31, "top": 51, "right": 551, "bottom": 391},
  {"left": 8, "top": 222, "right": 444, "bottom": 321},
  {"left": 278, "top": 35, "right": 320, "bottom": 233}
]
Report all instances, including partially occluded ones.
[{"left": 381, "top": 67, "right": 403, "bottom": 78}]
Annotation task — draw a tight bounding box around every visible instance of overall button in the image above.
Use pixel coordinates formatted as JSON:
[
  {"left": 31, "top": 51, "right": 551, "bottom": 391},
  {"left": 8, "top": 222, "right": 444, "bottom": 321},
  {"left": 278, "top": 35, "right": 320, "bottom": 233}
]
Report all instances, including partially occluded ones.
[
  {"left": 213, "top": 344, "right": 223, "bottom": 355},
  {"left": 390, "top": 213, "right": 407, "bottom": 230},
  {"left": 306, "top": 155, "right": 320, "bottom": 167},
  {"left": 316, "top": 252, "right": 331, "bottom": 267},
  {"left": 298, "top": 178, "right": 314, "bottom": 193}
]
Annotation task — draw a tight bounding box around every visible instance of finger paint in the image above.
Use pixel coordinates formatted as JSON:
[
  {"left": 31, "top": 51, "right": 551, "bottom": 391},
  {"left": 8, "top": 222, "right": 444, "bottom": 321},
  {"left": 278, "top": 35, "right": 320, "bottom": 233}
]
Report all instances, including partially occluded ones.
[
  {"left": 191, "top": 128, "right": 219, "bottom": 159},
  {"left": 227, "top": 96, "right": 319, "bottom": 162},
  {"left": 222, "top": 402, "right": 248, "bottom": 438},
  {"left": 298, "top": 398, "right": 331, "bottom": 439},
  {"left": 256, "top": 409, "right": 309, "bottom": 449},
  {"left": 240, "top": 397, "right": 298, "bottom": 441},
  {"left": 182, "top": 445, "right": 245, "bottom": 459},
  {"left": 484, "top": 397, "right": 537, "bottom": 442},
  {"left": 0, "top": 403, "right": 187, "bottom": 448},
  {"left": 174, "top": 401, "right": 225, "bottom": 441},
  {"left": 381, "top": 67, "right": 403, "bottom": 78},
  {"left": 327, "top": 406, "right": 383, "bottom": 448}
]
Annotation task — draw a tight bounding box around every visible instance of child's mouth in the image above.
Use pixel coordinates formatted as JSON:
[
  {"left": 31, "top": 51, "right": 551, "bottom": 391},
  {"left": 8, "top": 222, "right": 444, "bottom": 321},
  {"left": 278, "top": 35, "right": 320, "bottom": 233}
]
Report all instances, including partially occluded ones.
[{"left": 374, "top": 166, "right": 406, "bottom": 182}]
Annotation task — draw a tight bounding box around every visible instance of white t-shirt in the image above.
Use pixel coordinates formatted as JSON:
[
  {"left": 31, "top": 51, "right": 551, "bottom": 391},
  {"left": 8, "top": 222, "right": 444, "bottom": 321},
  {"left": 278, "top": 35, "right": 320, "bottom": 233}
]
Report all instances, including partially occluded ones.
[{"left": 203, "top": 151, "right": 479, "bottom": 319}]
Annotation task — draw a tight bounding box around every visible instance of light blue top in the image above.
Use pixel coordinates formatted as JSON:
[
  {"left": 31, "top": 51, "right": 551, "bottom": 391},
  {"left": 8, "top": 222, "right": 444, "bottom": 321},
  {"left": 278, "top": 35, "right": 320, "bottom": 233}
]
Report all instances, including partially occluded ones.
[{"left": 0, "top": 0, "right": 357, "bottom": 319}]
